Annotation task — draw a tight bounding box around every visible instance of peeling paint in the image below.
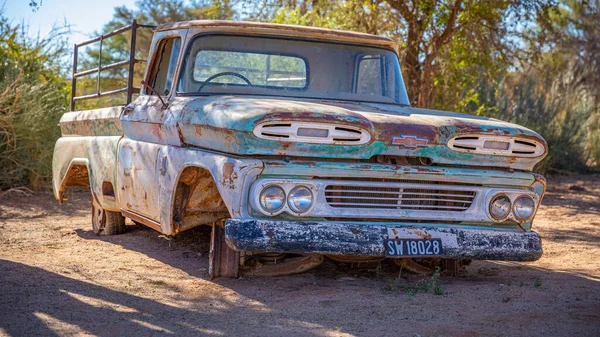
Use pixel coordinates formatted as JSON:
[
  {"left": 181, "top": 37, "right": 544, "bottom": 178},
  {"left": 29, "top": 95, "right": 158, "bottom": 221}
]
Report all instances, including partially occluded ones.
[
  {"left": 176, "top": 96, "right": 547, "bottom": 171},
  {"left": 52, "top": 21, "right": 547, "bottom": 264},
  {"left": 225, "top": 219, "right": 543, "bottom": 261}
]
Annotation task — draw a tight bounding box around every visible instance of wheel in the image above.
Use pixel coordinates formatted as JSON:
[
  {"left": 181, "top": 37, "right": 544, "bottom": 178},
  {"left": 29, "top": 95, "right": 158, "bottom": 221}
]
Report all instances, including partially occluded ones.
[
  {"left": 209, "top": 222, "right": 240, "bottom": 279},
  {"left": 91, "top": 196, "right": 126, "bottom": 235}
]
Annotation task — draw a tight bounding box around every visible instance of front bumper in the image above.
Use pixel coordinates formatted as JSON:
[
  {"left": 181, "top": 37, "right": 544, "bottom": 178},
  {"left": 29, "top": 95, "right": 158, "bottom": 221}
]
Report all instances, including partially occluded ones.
[{"left": 225, "top": 220, "right": 543, "bottom": 261}]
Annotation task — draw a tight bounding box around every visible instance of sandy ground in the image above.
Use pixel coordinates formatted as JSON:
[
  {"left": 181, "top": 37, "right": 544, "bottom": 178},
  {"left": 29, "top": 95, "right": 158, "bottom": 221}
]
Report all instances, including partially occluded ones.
[{"left": 0, "top": 175, "right": 599, "bottom": 337}]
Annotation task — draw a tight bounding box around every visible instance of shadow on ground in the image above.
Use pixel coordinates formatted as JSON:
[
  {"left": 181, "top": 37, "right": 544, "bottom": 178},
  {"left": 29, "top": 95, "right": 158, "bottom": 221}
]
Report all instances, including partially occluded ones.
[
  {"left": 2, "top": 256, "right": 599, "bottom": 337},
  {"left": 0, "top": 189, "right": 90, "bottom": 220},
  {"left": 59, "top": 222, "right": 600, "bottom": 337},
  {"left": 75, "top": 224, "right": 212, "bottom": 278},
  {"left": 1, "top": 257, "right": 354, "bottom": 337},
  {"left": 2, "top": 177, "right": 600, "bottom": 336},
  {"left": 542, "top": 175, "right": 600, "bottom": 215}
]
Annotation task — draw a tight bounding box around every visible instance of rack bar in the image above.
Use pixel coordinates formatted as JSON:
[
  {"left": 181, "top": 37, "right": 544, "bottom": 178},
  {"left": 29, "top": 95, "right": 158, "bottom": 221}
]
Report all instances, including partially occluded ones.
[
  {"left": 76, "top": 24, "right": 134, "bottom": 48},
  {"left": 126, "top": 20, "right": 138, "bottom": 105},
  {"left": 73, "top": 87, "right": 142, "bottom": 102},
  {"left": 70, "top": 44, "right": 78, "bottom": 111},
  {"left": 96, "top": 35, "right": 103, "bottom": 96},
  {"left": 74, "top": 59, "right": 147, "bottom": 78},
  {"left": 70, "top": 20, "right": 156, "bottom": 111}
]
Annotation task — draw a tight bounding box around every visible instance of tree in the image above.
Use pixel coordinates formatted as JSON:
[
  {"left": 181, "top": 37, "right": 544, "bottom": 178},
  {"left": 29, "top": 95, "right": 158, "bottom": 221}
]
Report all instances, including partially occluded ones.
[
  {"left": 499, "top": 0, "right": 600, "bottom": 170},
  {"left": 29, "top": 0, "right": 42, "bottom": 12},
  {"left": 249, "top": 0, "right": 552, "bottom": 109},
  {"left": 91, "top": 0, "right": 236, "bottom": 62},
  {"left": 534, "top": 0, "right": 600, "bottom": 105},
  {"left": 0, "top": 13, "right": 70, "bottom": 189},
  {"left": 77, "top": 0, "right": 237, "bottom": 108}
]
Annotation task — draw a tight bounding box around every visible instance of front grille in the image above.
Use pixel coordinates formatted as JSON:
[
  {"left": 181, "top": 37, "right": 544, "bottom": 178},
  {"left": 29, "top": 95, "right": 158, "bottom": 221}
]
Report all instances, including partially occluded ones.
[{"left": 324, "top": 184, "right": 476, "bottom": 211}]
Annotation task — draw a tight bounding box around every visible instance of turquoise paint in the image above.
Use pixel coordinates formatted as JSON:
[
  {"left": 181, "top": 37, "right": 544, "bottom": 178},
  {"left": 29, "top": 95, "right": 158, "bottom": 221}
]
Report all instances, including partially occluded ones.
[
  {"left": 177, "top": 95, "right": 546, "bottom": 171},
  {"left": 260, "top": 159, "right": 536, "bottom": 187}
]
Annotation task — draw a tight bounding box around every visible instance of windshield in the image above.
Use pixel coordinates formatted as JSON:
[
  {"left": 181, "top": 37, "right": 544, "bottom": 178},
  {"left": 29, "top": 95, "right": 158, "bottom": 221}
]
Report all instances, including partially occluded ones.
[{"left": 177, "top": 35, "right": 410, "bottom": 105}]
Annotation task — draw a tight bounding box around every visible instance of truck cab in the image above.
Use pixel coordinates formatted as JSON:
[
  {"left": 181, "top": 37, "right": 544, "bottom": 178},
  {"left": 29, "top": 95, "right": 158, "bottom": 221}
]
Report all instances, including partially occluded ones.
[{"left": 53, "top": 20, "right": 547, "bottom": 278}]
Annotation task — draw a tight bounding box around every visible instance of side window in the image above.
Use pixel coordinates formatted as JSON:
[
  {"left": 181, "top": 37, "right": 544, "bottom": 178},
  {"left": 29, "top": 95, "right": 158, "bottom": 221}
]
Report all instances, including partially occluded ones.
[
  {"left": 148, "top": 38, "right": 181, "bottom": 96},
  {"left": 356, "top": 55, "right": 383, "bottom": 97}
]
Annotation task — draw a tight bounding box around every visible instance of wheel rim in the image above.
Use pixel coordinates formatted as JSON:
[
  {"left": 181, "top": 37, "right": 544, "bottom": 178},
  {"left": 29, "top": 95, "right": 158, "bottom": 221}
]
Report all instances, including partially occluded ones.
[{"left": 92, "top": 198, "right": 106, "bottom": 234}]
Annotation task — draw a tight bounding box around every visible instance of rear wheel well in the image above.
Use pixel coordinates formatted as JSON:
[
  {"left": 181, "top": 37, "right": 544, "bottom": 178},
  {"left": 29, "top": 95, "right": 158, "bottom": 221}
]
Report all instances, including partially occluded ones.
[
  {"left": 63, "top": 164, "right": 90, "bottom": 188},
  {"left": 172, "top": 166, "right": 229, "bottom": 234},
  {"left": 58, "top": 164, "right": 90, "bottom": 202}
]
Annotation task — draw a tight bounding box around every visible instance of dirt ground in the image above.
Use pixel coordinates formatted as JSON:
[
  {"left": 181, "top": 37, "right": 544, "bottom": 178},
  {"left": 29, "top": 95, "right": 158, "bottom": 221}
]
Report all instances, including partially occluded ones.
[{"left": 0, "top": 175, "right": 599, "bottom": 337}]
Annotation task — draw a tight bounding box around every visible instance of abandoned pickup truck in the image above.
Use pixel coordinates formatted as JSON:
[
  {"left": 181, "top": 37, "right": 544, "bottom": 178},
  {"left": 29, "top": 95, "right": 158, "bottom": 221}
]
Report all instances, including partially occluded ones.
[{"left": 53, "top": 20, "right": 547, "bottom": 278}]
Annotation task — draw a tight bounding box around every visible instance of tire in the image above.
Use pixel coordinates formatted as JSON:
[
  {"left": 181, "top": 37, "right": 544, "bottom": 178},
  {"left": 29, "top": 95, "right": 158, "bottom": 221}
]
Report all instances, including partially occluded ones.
[
  {"left": 91, "top": 196, "right": 126, "bottom": 235},
  {"left": 209, "top": 222, "right": 240, "bottom": 279}
]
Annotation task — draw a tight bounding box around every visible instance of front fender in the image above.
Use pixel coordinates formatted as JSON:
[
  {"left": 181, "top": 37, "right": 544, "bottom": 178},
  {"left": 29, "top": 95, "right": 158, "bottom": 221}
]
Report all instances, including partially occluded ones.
[{"left": 156, "top": 146, "right": 263, "bottom": 235}]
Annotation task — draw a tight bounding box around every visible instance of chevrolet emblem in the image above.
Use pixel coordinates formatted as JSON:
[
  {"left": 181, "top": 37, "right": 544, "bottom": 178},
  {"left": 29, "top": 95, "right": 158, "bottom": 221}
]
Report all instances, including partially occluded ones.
[{"left": 391, "top": 135, "right": 428, "bottom": 148}]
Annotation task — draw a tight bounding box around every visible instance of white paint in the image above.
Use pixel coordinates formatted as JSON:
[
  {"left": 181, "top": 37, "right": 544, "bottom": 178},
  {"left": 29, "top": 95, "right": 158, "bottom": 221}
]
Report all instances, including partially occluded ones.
[
  {"left": 253, "top": 121, "right": 371, "bottom": 145},
  {"left": 386, "top": 227, "right": 459, "bottom": 248},
  {"left": 448, "top": 134, "right": 545, "bottom": 157}
]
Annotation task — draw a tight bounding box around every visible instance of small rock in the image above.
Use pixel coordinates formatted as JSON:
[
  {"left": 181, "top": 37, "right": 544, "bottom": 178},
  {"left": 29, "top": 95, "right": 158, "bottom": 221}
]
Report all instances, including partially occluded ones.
[{"left": 569, "top": 185, "right": 586, "bottom": 191}]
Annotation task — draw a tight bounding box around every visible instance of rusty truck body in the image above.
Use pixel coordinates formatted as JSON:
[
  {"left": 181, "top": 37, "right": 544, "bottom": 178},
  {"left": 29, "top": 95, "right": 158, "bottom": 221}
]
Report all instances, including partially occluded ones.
[{"left": 52, "top": 20, "right": 547, "bottom": 278}]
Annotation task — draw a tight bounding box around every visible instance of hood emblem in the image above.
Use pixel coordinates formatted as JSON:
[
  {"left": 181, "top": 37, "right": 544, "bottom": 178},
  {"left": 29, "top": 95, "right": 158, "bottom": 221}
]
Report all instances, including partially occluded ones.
[{"left": 392, "top": 135, "right": 428, "bottom": 148}]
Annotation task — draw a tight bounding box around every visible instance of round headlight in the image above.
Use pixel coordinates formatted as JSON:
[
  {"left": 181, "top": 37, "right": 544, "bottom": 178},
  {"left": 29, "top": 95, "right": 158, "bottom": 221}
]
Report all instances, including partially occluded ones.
[
  {"left": 513, "top": 196, "right": 535, "bottom": 221},
  {"left": 259, "top": 185, "right": 286, "bottom": 213},
  {"left": 489, "top": 195, "right": 511, "bottom": 220},
  {"left": 287, "top": 186, "right": 313, "bottom": 213}
]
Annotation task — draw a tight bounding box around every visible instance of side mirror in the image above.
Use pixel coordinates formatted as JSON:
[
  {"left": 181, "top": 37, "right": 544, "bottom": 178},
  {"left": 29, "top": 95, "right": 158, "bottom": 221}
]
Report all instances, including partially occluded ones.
[{"left": 141, "top": 80, "right": 169, "bottom": 110}]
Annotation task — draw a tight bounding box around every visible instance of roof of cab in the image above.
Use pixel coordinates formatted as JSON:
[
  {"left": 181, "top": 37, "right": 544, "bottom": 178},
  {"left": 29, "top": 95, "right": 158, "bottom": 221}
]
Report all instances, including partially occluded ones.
[{"left": 155, "top": 20, "right": 399, "bottom": 53}]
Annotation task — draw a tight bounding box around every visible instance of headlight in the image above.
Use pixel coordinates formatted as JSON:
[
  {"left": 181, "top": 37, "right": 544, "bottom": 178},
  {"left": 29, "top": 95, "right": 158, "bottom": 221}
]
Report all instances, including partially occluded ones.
[
  {"left": 513, "top": 196, "right": 535, "bottom": 221},
  {"left": 259, "top": 185, "right": 286, "bottom": 213},
  {"left": 489, "top": 195, "right": 511, "bottom": 220},
  {"left": 287, "top": 186, "right": 313, "bottom": 213}
]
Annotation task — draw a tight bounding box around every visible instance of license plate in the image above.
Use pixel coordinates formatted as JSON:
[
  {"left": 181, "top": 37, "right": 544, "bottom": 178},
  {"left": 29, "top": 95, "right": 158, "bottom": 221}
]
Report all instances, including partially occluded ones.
[{"left": 384, "top": 239, "right": 444, "bottom": 257}]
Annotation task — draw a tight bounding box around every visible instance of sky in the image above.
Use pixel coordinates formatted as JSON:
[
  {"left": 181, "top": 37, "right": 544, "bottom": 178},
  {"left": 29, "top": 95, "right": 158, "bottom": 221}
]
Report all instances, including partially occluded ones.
[{"left": 3, "top": 0, "right": 138, "bottom": 44}]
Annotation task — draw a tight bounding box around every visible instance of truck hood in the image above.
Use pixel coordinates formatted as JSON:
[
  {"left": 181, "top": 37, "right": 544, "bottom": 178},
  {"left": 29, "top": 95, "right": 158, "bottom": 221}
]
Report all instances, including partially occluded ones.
[{"left": 177, "top": 96, "right": 547, "bottom": 171}]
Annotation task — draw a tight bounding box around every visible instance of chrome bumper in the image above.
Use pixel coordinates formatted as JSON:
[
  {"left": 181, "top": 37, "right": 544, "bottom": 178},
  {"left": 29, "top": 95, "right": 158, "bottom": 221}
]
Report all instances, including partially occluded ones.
[{"left": 224, "top": 220, "right": 543, "bottom": 261}]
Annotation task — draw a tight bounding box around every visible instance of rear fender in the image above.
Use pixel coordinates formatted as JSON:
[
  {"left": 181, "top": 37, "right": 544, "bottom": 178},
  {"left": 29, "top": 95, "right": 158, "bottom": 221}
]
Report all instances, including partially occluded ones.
[{"left": 52, "top": 136, "right": 121, "bottom": 211}]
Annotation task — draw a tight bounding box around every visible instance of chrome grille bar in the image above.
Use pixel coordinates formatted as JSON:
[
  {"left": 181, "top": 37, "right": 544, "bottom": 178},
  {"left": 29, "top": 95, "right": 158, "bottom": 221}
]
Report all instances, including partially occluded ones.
[{"left": 325, "top": 184, "right": 476, "bottom": 212}]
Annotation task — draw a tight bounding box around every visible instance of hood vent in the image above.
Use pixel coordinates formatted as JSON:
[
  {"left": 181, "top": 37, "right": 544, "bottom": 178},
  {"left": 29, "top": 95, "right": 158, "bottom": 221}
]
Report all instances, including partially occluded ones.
[
  {"left": 253, "top": 122, "right": 371, "bottom": 145},
  {"left": 448, "top": 135, "right": 545, "bottom": 157}
]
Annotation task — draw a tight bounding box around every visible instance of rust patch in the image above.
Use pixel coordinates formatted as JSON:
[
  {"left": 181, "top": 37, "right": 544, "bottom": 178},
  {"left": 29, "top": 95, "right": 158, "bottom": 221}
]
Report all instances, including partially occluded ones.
[
  {"left": 149, "top": 123, "right": 163, "bottom": 142},
  {"left": 156, "top": 20, "right": 399, "bottom": 54},
  {"left": 222, "top": 162, "right": 238, "bottom": 189},
  {"left": 173, "top": 167, "right": 228, "bottom": 232},
  {"left": 533, "top": 173, "right": 547, "bottom": 187},
  {"left": 413, "top": 230, "right": 433, "bottom": 240},
  {"left": 63, "top": 165, "right": 90, "bottom": 188}
]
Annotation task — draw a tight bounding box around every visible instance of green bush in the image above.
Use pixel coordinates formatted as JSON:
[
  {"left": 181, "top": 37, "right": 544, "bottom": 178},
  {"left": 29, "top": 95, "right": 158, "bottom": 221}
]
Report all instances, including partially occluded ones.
[
  {"left": 492, "top": 69, "right": 599, "bottom": 174},
  {"left": 0, "top": 16, "right": 70, "bottom": 190}
]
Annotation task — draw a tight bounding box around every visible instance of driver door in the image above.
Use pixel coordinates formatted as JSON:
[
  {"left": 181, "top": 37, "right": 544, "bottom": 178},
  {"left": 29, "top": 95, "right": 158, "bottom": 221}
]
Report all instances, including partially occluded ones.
[{"left": 118, "top": 29, "right": 187, "bottom": 221}]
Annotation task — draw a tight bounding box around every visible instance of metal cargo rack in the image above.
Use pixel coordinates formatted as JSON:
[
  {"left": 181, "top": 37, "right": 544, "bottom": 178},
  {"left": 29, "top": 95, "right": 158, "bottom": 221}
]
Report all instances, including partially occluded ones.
[{"left": 70, "top": 20, "right": 157, "bottom": 111}]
